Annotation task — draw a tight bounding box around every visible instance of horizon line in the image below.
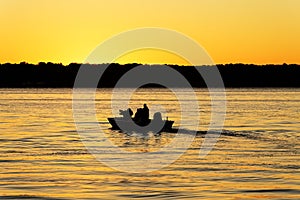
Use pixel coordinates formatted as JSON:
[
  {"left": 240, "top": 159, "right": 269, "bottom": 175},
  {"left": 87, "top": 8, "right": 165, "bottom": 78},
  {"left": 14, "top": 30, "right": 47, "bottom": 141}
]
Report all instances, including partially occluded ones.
[{"left": 1, "top": 62, "right": 299, "bottom": 66}]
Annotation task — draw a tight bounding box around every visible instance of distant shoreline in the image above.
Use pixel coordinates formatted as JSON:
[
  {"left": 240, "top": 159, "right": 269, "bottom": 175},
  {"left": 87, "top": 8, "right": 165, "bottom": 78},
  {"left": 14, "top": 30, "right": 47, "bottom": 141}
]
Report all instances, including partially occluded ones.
[{"left": 1, "top": 63, "right": 300, "bottom": 88}]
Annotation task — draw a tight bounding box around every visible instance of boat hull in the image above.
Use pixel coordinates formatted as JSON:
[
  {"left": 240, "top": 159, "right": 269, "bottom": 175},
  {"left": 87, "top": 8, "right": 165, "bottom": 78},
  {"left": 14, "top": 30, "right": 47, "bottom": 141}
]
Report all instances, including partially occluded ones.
[{"left": 108, "top": 117, "right": 174, "bottom": 133}]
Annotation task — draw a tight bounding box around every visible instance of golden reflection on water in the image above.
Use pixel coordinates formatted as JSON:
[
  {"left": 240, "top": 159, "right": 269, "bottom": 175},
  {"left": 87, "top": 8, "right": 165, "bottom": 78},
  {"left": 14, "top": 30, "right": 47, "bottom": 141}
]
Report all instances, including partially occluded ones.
[{"left": 0, "top": 88, "right": 299, "bottom": 199}]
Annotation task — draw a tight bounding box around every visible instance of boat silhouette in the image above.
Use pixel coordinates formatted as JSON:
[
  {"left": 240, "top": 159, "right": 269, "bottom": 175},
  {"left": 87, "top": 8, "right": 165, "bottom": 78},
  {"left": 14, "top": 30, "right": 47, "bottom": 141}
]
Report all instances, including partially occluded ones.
[
  {"left": 108, "top": 117, "right": 174, "bottom": 133},
  {"left": 108, "top": 107, "right": 174, "bottom": 133}
]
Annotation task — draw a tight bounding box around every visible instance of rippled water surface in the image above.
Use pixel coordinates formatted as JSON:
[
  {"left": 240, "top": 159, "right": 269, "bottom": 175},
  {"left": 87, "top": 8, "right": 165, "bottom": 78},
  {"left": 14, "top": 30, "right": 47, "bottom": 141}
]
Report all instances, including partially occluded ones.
[{"left": 0, "top": 88, "right": 299, "bottom": 199}]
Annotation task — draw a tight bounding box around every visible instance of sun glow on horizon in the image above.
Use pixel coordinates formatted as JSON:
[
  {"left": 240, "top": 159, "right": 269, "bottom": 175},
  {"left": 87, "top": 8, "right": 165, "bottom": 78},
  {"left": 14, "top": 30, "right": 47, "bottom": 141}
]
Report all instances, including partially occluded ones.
[{"left": 1, "top": 0, "right": 300, "bottom": 65}]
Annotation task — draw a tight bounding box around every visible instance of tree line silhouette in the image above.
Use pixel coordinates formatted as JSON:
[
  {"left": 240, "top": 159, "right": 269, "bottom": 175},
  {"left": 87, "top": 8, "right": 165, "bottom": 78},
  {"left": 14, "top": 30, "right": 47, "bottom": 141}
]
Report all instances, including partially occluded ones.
[{"left": 0, "top": 62, "right": 299, "bottom": 88}]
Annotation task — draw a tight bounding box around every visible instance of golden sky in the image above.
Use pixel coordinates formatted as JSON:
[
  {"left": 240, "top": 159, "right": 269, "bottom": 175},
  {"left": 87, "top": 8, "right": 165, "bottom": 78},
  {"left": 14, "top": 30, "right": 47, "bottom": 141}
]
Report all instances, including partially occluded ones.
[{"left": 0, "top": 0, "right": 299, "bottom": 65}]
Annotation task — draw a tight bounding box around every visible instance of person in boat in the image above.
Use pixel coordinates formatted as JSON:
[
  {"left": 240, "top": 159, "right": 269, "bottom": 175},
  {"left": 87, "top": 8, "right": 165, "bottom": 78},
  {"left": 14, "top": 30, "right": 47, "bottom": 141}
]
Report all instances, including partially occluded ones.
[
  {"left": 153, "top": 112, "right": 163, "bottom": 122},
  {"left": 152, "top": 112, "right": 164, "bottom": 128},
  {"left": 134, "top": 108, "right": 143, "bottom": 122},
  {"left": 119, "top": 108, "right": 133, "bottom": 119},
  {"left": 142, "top": 104, "right": 149, "bottom": 120},
  {"left": 134, "top": 104, "right": 150, "bottom": 124}
]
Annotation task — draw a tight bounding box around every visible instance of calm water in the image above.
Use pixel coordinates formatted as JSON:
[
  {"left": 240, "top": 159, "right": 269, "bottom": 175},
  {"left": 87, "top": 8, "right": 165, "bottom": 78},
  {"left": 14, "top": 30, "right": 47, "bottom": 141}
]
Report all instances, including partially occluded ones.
[{"left": 0, "top": 88, "right": 299, "bottom": 199}]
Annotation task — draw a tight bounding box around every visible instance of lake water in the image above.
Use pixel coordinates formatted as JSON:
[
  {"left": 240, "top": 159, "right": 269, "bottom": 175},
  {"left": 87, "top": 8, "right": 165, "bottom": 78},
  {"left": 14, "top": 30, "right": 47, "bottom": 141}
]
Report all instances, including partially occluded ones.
[{"left": 0, "top": 88, "right": 299, "bottom": 199}]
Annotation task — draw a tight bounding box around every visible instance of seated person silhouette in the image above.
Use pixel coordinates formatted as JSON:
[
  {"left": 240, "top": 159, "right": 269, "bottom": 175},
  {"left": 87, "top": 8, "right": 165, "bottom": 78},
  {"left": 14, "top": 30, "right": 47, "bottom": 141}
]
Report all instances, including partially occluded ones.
[
  {"left": 134, "top": 104, "right": 150, "bottom": 125},
  {"left": 152, "top": 112, "right": 165, "bottom": 132},
  {"left": 119, "top": 108, "right": 133, "bottom": 119},
  {"left": 142, "top": 104, "right": 149, "bottom": 120},
  {"left": 153, "top": 112, "right": 163, "bottom": 122},
  {"left": 134, "top": 108, "right": 143, "bottom": 122}
]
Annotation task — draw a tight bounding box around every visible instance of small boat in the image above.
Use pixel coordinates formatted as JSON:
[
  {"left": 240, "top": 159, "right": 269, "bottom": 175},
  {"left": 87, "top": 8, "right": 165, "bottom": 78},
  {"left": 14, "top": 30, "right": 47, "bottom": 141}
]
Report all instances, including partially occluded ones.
[{"left": 107, "top": 117, "right": 174, "bottom": 133}]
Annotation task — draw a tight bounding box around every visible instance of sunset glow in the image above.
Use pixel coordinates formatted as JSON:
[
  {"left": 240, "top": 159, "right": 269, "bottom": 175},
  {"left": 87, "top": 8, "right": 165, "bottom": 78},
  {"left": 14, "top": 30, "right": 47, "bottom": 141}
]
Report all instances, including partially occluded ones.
[{"left": 1, "top": 0, "right": 299, "bottom": 64}]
